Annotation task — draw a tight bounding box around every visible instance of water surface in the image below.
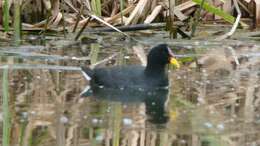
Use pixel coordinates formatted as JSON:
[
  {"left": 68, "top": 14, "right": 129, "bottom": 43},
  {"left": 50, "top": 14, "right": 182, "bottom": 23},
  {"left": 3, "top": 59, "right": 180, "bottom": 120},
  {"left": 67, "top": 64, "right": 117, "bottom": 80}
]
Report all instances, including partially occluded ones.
[{"left": 0, "top": 31, "right": 260, "bottom": 146}]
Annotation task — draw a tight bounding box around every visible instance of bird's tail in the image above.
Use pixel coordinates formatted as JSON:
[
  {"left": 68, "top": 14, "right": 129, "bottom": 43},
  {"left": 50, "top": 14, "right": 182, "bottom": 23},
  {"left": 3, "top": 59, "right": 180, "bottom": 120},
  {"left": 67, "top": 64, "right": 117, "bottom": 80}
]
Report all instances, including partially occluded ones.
[{"left": 81, "top": 67, "right": 94, "bottom": 81}]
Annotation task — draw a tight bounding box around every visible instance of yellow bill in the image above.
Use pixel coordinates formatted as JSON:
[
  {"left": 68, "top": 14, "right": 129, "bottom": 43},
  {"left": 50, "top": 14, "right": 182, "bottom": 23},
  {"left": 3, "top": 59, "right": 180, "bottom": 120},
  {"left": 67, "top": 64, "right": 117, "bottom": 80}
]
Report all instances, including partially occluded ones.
[{"left": 170, "top": 57, "right": 180, "bottom": 68}]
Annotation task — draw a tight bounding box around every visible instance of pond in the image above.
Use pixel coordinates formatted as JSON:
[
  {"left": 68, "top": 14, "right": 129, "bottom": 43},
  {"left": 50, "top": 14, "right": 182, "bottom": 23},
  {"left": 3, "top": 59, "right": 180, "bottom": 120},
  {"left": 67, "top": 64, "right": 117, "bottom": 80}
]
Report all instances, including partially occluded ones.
[{"left": 0, "top": 31, "right": 260, "bottom": 146}]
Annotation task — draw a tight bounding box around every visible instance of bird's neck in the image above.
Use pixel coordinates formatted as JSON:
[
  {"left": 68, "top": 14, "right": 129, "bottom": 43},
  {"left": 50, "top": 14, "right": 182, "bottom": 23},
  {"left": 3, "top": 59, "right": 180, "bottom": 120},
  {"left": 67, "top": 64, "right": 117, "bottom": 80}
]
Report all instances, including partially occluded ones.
[{"left": 144, "top": 63, "right": 166, "bottom": 77}]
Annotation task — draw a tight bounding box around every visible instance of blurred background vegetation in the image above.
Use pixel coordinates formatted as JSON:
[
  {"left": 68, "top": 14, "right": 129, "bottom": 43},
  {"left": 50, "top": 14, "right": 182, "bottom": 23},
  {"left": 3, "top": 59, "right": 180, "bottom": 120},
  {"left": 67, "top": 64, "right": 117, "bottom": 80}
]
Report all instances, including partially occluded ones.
[{"left": 0, "top": 0, "right": 259, "bottom": 32}]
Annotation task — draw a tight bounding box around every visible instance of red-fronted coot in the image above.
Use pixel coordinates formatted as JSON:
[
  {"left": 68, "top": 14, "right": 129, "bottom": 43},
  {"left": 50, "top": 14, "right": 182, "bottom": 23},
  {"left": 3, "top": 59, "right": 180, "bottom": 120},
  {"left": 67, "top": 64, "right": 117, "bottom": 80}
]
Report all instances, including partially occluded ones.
[{"left": 81, "top": 44, "right": 180, "bottom": 89}]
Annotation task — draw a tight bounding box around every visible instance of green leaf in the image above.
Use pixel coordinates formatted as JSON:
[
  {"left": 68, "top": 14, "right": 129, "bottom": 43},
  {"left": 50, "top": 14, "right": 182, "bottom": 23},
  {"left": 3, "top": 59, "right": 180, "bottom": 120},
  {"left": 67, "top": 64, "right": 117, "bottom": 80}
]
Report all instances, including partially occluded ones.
[
  {"left": 192, "top": 0, "right": 247, "bottom": 27},
  {"left": 193, "top": 0, "right": 234, "bottom": 23},
  {"left": 91, "top": 0, "right": 101, "bottom": 16}
]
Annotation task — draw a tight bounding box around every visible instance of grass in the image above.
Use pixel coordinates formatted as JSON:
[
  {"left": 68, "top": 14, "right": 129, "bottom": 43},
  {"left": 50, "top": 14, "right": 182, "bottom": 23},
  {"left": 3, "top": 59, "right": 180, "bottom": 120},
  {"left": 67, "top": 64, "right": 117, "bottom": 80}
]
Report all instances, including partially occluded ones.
[
  {"left": 3, "top": 0, "right": 10, "bottom": 32},
  {"left": 91, "top": 0, "right": 101, "bottom": 16},
  {"left": 19, "top": 121, "right": 28, "bottom": 146},
  {"left": 2, "top": 66, "right": 11, "bottom": 146},
  {"left": 112, "top": 102, "right": 122, "bottom": 146},
  {"left": 119, "top": 0, "right": 125, "bottom": 24},
  {"left": 14, "top": 0, "right": 21, "bottom": 45}
]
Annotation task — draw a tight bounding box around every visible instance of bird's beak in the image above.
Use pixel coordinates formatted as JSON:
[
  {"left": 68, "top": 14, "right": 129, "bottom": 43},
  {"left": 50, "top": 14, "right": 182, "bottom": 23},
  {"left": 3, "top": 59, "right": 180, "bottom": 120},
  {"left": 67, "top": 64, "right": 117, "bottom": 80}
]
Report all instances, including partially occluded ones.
[
  {"left": 170, "top": 57, "right": 180, "bottom": 68},
  {"left": 167, "top": 47, "right": 180, "bottom": 68}
]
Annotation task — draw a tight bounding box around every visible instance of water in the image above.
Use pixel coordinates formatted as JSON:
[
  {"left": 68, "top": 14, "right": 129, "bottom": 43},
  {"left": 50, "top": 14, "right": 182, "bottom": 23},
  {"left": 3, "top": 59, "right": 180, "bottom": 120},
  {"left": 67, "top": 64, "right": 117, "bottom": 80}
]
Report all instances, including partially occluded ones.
[{"left": 0, "top": 31, "right": 260, "bottom": 146}]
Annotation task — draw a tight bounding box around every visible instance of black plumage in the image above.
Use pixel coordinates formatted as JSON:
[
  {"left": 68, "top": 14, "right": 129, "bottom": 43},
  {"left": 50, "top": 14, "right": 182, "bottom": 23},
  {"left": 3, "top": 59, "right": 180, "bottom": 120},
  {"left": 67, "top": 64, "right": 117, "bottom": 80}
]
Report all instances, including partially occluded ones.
[{"left": 81, "top": 44, "right": 179, "bottom": 89}]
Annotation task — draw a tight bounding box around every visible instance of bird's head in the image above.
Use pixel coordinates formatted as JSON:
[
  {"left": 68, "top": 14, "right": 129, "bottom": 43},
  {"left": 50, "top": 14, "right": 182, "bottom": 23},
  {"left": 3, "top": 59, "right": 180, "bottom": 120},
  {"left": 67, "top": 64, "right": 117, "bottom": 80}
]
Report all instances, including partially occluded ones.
[{"left": 147, "top": 44, "right": 180, "bottom": 68}]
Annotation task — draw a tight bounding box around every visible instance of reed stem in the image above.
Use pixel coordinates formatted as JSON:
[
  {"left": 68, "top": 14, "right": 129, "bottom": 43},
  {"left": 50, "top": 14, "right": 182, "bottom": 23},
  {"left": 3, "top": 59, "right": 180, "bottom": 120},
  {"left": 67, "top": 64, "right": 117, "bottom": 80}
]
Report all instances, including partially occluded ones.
[
  {"left": 14, "top": 0, "right": 21, "bottom": 45},
  {"left": 3, "top": 0, "right": 10, "bottom": 32},
  {"left": 2, "top": 66, "right": 11, "bottom": 146}
]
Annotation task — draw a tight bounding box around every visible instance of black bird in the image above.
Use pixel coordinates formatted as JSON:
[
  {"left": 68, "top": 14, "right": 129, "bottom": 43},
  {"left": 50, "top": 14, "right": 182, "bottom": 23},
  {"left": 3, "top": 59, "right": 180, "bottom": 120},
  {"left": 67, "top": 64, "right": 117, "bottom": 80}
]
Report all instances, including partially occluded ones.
[{"left": 81, "top": 44, "right": 179, "bottom": 89}]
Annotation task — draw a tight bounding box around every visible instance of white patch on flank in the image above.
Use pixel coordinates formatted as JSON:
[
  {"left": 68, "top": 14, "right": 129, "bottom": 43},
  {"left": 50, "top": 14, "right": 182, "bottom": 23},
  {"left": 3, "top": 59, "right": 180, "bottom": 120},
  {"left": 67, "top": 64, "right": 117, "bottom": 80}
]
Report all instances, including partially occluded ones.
[
  {"left": 80, "top": 85, "right": 91, "bottom": 96},
  {"left": 81, "top": 70, "right": 91, "bottom": 81}
]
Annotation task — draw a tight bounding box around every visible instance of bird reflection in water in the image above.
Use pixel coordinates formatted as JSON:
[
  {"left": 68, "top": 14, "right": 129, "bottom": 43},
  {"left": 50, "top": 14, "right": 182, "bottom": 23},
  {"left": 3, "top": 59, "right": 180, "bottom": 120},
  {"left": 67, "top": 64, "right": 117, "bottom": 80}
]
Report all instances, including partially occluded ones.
[{"left": 81, "top": 85, "right": 169, "bottom": 124}]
